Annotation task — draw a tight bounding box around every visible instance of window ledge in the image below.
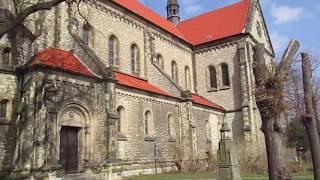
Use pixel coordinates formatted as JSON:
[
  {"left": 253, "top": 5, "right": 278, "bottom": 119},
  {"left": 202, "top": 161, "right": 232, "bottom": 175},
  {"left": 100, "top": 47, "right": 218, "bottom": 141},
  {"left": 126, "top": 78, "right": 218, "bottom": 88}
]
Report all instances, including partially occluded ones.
[
  {"left": 117, "top": 133, "right": 128, "bottom": 141},
  {"left": 220, "top": 86, "right": 230, "bottom": 90},
  {"left": 207, "top": 88, "right": 218, "bottom": 92},
  {"left": 145, "top": 136, "right": 156, "bottom": 142},
  {"left": 168, "top": 137, "right": 176, "bottom": 142},
  {"left": 0, "top": 66, "right": 14, "bottom": 72},
  {"left": 132, "top": 72, "right": 140, "bottom": 77},
  {"left": 0, "top": 118, "right": 10, "bottom": 125}
]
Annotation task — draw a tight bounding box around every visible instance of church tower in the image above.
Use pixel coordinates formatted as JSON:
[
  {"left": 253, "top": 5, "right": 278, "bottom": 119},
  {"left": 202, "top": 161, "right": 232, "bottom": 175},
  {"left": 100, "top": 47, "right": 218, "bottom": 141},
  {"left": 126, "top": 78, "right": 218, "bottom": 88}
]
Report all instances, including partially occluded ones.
[{"left": 166, "top": 0, "right": 180, "bottom": 24}]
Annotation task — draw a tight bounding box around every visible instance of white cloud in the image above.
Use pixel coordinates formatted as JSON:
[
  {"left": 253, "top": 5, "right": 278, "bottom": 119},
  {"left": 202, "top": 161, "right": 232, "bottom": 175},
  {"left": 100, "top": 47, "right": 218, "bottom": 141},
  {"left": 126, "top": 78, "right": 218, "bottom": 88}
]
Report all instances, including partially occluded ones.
[
  {"left": 270, "top": 31, "right": 289, "bottom": 53},
  {"left": 271, "top": 5, "right": 304, "bottom": 24},
  {"left": 181, "top": 0, "right": 204, "bottom": 17}
]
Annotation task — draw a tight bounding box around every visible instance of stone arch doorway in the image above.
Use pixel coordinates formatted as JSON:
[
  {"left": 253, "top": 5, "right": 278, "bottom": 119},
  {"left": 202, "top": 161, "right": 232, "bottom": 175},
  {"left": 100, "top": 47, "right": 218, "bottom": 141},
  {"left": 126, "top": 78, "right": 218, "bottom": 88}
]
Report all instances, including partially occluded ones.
[{"left": 57, "top": 103, "right": 92, "bottom": 174}]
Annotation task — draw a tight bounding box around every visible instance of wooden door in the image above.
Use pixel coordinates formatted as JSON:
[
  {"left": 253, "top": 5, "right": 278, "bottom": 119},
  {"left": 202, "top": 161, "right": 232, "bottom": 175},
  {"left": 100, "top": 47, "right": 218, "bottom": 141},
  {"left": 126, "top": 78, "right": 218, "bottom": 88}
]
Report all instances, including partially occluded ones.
[{"left": 60, "top": 126, "right": 80, "bottom": 174}]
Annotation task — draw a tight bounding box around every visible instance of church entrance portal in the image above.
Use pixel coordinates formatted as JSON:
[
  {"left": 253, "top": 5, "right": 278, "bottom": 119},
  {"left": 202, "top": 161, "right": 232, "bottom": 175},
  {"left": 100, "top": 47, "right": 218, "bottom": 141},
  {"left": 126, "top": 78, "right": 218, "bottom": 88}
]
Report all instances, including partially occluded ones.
[{"left": 60, "top": 126, "right": 80, "bottom": 174}]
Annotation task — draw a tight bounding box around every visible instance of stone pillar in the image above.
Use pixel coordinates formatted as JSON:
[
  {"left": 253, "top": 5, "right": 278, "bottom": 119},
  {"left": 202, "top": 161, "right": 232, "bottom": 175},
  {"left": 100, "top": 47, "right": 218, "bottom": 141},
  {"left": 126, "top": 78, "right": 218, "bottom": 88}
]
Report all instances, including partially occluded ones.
[
  {"left": 179, "top": 101, "right": 193, "bottom": 161},
  {"left": 217, "top": 122, "right": 241, "bottom": 180},
  {"left": 19, "top": 80, "right": 37, "bottom": 170},
  {"left": 105, "top": 80, "right": 119, "bottom": 163},
  {"left": 46, "top": 100, "right": 58, "bottom": 167},
  {"left": 107, "top": 112, "right": 119, "bottom": 163},
  {"left": 238, "top": 42, "right": 252, "bottom": 141}
]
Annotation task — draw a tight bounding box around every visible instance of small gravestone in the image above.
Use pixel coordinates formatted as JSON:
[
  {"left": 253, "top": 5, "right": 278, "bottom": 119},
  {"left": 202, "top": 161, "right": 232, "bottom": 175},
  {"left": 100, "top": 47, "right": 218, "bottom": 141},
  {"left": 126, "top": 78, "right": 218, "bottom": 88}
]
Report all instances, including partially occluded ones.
[{"left": 217, "top": 122, "right": 241, "bottom": 180}]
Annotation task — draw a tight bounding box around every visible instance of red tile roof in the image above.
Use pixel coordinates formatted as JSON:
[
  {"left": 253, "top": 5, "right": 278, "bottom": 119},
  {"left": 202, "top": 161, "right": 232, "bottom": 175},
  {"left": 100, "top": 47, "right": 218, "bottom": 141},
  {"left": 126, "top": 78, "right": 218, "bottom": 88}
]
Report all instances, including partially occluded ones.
[
  {"left": 30, "top": 48, "right": 98, "bottom": 78},
  {"left": 113, "top": 0, "right": 250, "bottom": 45},
  {"left": 113, "top": 0, "right": 186, "bottom": 40},
  {"left": 115, "top": 71, "right": 224, "bottom": 110},
  {"left": 114, "top": 71, "right": 175, "bottom": 97},
  {"left": 192, "top": 94, "right": 224, "bottom": 110},
  {"left": 177, "top": 0, "right": 250, "bottom": 45}
]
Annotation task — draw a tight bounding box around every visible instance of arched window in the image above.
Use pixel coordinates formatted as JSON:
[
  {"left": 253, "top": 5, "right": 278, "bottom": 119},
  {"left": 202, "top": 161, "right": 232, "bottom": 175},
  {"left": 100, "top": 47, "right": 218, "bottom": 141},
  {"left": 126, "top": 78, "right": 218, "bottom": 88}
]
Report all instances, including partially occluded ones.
[
  {"left": 185, "top": 66, "right": 191, "bottom": 90},
  {"left": 117, "top": 106, "right": 125, "bottom": 133},
  {"left": 208, "top": 66, "right": 217, "bottom": 89},
  {"left": 171, "top": 61, "right": 178, "bottom": 82},
  {"left": 221, "top": 63, "right": 230, "bottom": 87},
  {"left": 109, "top": 35, "right": 119, "bottom": 66},
  {"left": 2, "top": 47, "right": 11, "bottom": 66},
  {"left": 156, "top": 54, "right": 164, "bottom": 70},
  {"left": 82, "top": 23, "right": 91, "bottom": 45},
  {"left": 168, "top": 114, "right": 176, "bottom": 137},
  {"left": 144, "top": 110, "right": 154, "bottom": 136},
  {"left": 0, "top": 99, "right": 8, "bottom": 118},
  {"left": 131, "top": 44, "right": 140, "bottom": 74}
]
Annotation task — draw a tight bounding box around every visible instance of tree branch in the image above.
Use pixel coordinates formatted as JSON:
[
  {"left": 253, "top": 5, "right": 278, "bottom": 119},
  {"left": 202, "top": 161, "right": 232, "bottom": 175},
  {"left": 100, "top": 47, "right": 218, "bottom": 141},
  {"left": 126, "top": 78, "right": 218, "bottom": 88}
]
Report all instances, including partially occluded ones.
[
  {"left": 275, "top": 39, "right": 300, "bottom": 81},
  {"left": 0, "top": 0, "right": 75, "bottom": 38}
]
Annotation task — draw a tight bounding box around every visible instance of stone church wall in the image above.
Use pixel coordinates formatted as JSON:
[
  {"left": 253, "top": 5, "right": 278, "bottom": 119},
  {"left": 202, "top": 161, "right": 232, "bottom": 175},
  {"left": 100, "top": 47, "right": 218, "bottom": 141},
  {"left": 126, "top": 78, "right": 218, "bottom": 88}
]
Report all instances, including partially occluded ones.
[
  {"left": 115, "top": 88, "right": 180, "bottom": 163},
  {"left": 192, "top": 106, "right": 223, "bottom": 159},
  {"left": 153, "top": 35, "right": 193, "bottom": 91},
  {"left": 52, "top": 1, "right": 193, "bottom": 92},
  {"left": 0, "top": 73, "right": 17, "bottom": 172},
  {"left": 195, "top": 42, "right": 241, "bottom": 110}
]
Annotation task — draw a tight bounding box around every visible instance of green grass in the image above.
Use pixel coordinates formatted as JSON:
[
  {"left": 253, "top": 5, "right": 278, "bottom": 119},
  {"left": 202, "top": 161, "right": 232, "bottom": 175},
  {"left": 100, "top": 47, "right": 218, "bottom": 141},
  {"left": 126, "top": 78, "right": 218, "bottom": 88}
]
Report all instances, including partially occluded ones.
[
  {"left": 124, "top": 171, "right": 215, "bottom": 180},
  {"left": 125, "top": 171, "right": 314, "bottom": 180}
]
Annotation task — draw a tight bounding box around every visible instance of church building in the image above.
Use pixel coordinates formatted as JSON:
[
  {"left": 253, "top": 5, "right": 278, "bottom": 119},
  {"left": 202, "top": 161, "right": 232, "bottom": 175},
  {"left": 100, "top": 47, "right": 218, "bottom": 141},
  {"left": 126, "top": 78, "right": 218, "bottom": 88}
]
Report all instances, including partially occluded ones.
[{"left": 0, "top": 0, "right": 274, "bottom": 179}]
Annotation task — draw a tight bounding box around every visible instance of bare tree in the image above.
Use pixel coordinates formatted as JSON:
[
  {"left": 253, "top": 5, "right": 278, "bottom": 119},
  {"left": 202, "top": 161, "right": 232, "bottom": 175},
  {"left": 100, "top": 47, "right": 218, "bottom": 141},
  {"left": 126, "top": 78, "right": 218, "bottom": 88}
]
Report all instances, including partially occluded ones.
[
  {"left": 254, "top": 40, "right": 300, "bottom": 180},
  {"left": 301, "top": 52, "right": 320, "bottom": 180},
  {"left": 0, "top": 0, "right": 76, "bottom": 66},
  {"left": 284, "top": 53, "right": 320, "bottom": 133}
]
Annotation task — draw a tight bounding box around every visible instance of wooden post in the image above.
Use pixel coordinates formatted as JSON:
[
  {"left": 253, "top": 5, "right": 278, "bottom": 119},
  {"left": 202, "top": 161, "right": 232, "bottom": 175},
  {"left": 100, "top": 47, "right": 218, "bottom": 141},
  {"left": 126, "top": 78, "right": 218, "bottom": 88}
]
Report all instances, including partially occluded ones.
[{"left": 301, "top": 52, "right": 320, "bottom": 180}]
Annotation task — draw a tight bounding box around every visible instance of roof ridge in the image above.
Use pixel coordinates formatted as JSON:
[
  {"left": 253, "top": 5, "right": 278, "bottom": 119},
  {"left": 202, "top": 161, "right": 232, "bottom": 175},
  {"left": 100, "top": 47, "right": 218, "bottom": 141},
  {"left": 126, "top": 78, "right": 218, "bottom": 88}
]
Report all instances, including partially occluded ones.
[
  {"left": 114, "top": 71, "right": 176, "bottom": 98},
  {"left": 29, "top": 48, "right": 98, "bottom": 78},
  {"left": 114, "top": 70, "right": 148, "bottom": 82},
  {"left": 112, "top": 0, "right": 251, "bottom": 45},
  {"left": 72, "top": 52, "right": 102, "bottom": 78},
  {"left": 180, "top": 0, "right": 249, "bottom": 23}
]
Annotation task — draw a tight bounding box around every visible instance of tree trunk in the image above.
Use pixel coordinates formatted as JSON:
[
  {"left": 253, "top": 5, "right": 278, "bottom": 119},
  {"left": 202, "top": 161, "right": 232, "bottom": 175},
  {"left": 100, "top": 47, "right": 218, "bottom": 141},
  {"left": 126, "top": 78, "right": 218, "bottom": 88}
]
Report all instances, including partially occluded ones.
[
  {"left": 312, "top": 94, "right": 320, "bottom": 134},
  {"left": 254, "top": 40, "right": 300, "bottom": 180},
  {"left": 259, "top": 103, "right": 291, "bottom": 179},
  {"left": 301, "top": 52, "right": 320, "bottom": 180}
]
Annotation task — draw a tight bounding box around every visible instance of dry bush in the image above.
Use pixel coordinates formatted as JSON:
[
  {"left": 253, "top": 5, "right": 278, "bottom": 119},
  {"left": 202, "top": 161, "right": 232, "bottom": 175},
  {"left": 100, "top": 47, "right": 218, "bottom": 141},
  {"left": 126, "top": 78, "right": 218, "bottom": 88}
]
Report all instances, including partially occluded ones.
[
  {"left": 174, "top": 143, "right": 214, "bottom": 173},
  {"left": 239, "top": 151, "right": 268, "bottom": 175},
  {"left": 174, "top": 143, "right": 188, "bottom": 172},
  {"left": 188, "top": 159, "right": 208, "bottom": 173}
]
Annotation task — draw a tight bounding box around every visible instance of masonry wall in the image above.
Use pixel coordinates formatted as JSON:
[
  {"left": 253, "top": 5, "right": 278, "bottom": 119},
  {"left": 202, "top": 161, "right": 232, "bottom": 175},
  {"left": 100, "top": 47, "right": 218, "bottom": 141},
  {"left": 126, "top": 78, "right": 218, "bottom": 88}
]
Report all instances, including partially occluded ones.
[
  {"left": 153, "top": 34, "right": 194, "bottom": 91},
  {"left": 246, "top": 1, "right": 273, "bottom": 55},
  {"left": 194, "top": 40, "right": 263, "bottom": 151},
  {"left": 51, "top": 1, "right": 194, "bottom": 92},
  {"left": 115, "top": 88, "right": 180, "bottom": 163},
  {"left": 0, "top": 73, "right": 17, "bottom": 173},
  {"left": 192, "top": 106, "right": 223, "bottom": 159},
  {"left": 195, "top": 42, "right": 241, "bottom": 110}
]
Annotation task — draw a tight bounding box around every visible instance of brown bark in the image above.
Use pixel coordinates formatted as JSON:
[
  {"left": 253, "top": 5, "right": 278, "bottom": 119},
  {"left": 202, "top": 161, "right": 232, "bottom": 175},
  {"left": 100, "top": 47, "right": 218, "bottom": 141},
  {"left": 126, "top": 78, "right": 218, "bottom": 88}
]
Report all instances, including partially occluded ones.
[
  {"left": 254, "top": 40, "right": 300, "bottom": 180},
  {"left": 301, "top": 52, "right": 320, "bottom": 180},
  {"left": 312, "top": 93, "right": 320, "bottom": 134}
]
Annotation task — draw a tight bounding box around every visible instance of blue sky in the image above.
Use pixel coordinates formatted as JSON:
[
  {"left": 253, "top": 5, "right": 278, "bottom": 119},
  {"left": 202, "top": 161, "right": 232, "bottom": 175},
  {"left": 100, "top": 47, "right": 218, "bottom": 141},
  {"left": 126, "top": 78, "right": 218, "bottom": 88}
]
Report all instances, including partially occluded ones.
[{"left": 139, "top": 0, "right": 320, "bottom": 57}]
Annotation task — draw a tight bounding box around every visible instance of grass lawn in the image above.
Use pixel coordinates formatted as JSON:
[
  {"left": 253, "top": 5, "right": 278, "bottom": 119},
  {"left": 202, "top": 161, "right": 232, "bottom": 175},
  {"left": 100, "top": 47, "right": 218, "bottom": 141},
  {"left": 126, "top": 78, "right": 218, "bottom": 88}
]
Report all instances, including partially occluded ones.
[
  {"left": 124, "top": 171, "right": 314, "bottom": 180},
  {"left": 124, "top": 171, "right": 215, "bottom": 180}
]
